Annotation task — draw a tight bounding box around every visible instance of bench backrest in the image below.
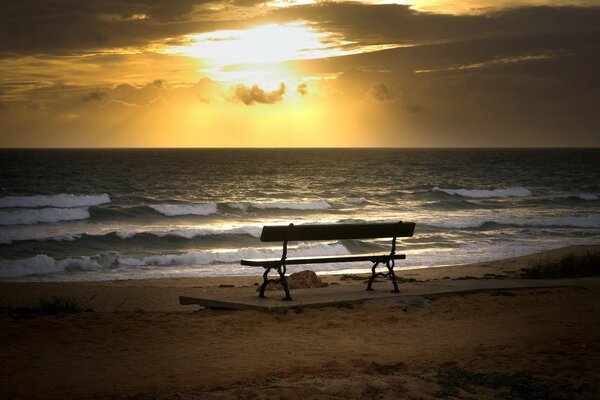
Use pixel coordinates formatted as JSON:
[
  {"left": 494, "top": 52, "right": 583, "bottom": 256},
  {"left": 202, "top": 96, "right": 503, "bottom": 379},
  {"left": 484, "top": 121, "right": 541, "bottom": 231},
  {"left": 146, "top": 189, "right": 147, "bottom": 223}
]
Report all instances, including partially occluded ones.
[{"left": 260, "top": 222, "right": 415, "bottom": 242}]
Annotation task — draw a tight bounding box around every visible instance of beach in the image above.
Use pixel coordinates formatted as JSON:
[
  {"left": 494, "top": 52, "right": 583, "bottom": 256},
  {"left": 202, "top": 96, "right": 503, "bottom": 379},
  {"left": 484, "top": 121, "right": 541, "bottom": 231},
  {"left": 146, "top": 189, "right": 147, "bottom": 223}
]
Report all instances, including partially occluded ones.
[{"left": 1, "top": 244, "right": 599, "bottom": 399}]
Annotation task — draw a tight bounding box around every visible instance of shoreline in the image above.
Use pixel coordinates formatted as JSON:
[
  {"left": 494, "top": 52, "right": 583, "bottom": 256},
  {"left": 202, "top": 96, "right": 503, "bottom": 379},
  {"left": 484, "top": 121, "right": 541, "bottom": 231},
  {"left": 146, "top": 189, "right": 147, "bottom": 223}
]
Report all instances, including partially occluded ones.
[{"left": 0, "top": 244, "right": 598, "bottom": 312}]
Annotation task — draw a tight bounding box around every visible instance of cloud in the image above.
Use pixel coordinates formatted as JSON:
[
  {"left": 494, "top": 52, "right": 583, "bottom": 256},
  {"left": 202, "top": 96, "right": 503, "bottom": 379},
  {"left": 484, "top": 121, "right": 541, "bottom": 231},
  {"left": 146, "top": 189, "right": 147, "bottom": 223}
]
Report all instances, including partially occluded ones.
[
  {"left": 83, "top": 90, "right": 107, "bottom": 102},
  {"left": 232, "top": 83, "right": 286, "bottom": 105},
  {"left": 264, "top": 4, "right": 600, "bottom": 50},
  {"left": 370, "top": 83, "right": 393, "bottom": 101},
  {"left": 297, "top": 83, "right": 308, "bottom": 96},
  {"left": 232, "top": 0, "right": 270, "bottom": 7},
  {"left": 0, "top": 0, "right": 224, "bottom": 56}
]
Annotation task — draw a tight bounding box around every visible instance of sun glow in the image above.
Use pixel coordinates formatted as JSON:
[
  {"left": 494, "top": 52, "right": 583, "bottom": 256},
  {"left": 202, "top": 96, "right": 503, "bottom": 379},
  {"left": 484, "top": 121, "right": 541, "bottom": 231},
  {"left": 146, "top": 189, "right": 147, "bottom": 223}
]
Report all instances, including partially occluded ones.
[
  {"left": 165, "top": 23, "right": 340, "bottom": 67},
  {"left": 164, "top": 22, "right": 399, "bottom": 84}
]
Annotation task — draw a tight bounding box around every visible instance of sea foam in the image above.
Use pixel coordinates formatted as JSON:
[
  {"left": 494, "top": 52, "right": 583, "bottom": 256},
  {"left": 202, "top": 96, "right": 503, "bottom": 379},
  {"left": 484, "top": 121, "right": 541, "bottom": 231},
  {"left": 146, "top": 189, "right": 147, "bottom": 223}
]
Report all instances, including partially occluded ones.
[
  {"left": 433, "top": 187, "right": 532, "bottom": 198},
  {"left": 249, "top": 200, "right": 332, "bottom": 210},
  {"left": 0, "top": 254, "right": 107, "bottom": 279},
  {"left": 0, "top": 193, "right": 110, "bottom": 208},
  {"left": 119, "top": 243, "right": 348, "bottom": 267},
  {"left": 0, "top": 243, "right": 349, "bottom": 279},
  {"left": 423, "top": 215, "right": 600, "bottom": 229},
  {"left": 576, "top": 193, "right": 599, "bottom": 201},
  {"left": 150, "top": 203, "right": 218, "bottom": 216},
  {"left": 0, "top": 207, "right": 90, "bottom": 225}
]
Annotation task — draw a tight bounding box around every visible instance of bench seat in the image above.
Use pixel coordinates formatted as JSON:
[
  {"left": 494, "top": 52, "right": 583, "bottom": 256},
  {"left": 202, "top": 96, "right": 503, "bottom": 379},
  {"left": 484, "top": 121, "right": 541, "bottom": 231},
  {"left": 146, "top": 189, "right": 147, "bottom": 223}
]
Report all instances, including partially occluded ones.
[{"left": 241, "top": 253, "right": 406, "bottom": 267}]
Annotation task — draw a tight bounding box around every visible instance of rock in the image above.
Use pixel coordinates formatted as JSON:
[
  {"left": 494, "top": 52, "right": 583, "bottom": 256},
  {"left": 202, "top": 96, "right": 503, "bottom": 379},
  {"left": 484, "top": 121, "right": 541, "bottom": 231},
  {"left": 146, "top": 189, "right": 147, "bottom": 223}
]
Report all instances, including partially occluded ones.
[{"left": 257, "top": 270, "right": 329, "bottom": 291}]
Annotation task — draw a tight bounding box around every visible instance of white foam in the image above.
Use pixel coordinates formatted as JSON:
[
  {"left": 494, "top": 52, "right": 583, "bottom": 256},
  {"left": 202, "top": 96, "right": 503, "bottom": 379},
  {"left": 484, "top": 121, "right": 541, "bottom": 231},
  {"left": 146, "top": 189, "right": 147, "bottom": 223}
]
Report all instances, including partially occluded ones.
[
  {"left": 424, "top": 215, "right": 600, "bottom": 229},
  {"left": 433, "top": 187, "right": 532, "bottom": 198},
  {"left": 0, "top": 207, "right": 90, "bottom": 225},
  {"left": 0, "top": 225, "right": 264, "bottom": 244},
  {"left": 150, "top": 203, "right": 218, "bottom": 216},
  {"left": 119, "top": 243, "right": 349, "bottom": 267},
  {"left": 517, "top": 216, "right": 600, "bottom": 228},
  {"left": 227, "top": 202, "right": 248, "bottom": 211},
  {"left": 0, "top": 243, "right": 349, "bottom": 279},
  {"left": 576, "top": 193, "right": 598, "bottom": 201},
  {"left": 0, "top": 193, "right": 110, "bottom": 208},
  {"left": 347, "top": 197, "right": 368, "bottom": 204},
  {"left": 250, "top": 200, "right": 332, "bottom": 210},
  {"left": 0, "top": 254, "right": 107, "bottom": 279},
  {"left": 115, "top": 226, "right": 263, "bottom": 240}
]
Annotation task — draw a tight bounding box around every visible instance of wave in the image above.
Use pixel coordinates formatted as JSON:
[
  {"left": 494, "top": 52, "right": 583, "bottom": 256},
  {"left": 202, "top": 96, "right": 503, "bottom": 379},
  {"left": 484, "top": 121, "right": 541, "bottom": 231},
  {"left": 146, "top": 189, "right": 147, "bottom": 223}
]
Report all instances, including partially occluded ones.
[
  {"left": 347, "top": 197, "right": 368, "bottom": 204},
  {"left": 0, "top": 207, "right": 90, "bottom": 226},
  {"left": 422, "top": 215, "right": 600, "bottom": 230},
  {"left": 112, "top": 226, "right": 263, "bottom": 240},
  {"left": 228, "top": 200, "right": 332, "bottom": 211},
  {"left": 574, "top": 193, "right": 598, "bottom": 201},
  {"left": 0, "top": 243, "right": 349, "bottom": 279},
  {"left": 1, "top": 225, "right": 264, "bottom": 245},
  {"left": 0, "top": 253, "right": 111, "bottom": 279},
  {"left": 150, "top": 203, "right": 218, "bottom": 216},
  {"left": 433, "top": 187, "right": 532, "bottom": 198},
  {"left": 0, "top": 193, "right": 110, "bottom": 208}
]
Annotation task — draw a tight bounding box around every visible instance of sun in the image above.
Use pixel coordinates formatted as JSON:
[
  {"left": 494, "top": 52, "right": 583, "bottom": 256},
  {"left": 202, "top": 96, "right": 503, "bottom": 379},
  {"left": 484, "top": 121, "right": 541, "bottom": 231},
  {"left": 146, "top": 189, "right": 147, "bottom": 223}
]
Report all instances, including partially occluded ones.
[
  {"left": 179, "top": 23, "right": 337, "bottom": 66},
  {"left": 163, "top": 22, "right": 399, "bottom": 86},
  {"left": 162, "top": 22, "right": 348, "bottom": 84}
]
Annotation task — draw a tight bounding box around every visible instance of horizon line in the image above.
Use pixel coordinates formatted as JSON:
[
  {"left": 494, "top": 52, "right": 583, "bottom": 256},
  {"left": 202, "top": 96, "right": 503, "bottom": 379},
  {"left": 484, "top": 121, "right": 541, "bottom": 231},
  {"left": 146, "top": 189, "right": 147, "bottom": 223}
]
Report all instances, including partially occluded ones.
[{"left": 1, "top": 146, "right": 600, "bottom": 150}]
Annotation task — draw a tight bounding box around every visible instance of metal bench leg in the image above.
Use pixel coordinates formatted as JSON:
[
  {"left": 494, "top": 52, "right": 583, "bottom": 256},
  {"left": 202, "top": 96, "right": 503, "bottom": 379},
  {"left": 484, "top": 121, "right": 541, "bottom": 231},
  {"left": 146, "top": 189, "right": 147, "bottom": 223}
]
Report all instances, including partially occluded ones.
[
  {"left": 386, "top": 260, "right": 400, "bottom": 293},
  {"left": 366, "top": 262, "right": 379, "bottom": 291},
  {"left": 259, "top": 267, "right": 272, "bottom": 298},
  {"left": 278, "top": 265, "right": 292, "bottom": 301}
]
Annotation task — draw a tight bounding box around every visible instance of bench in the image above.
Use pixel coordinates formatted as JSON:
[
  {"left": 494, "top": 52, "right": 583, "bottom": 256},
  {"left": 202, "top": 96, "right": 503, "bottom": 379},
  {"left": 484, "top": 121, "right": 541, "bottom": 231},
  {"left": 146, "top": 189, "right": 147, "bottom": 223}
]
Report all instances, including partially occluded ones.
[{"left": 240, "top": 221, "right": 416, "bottom": 300}]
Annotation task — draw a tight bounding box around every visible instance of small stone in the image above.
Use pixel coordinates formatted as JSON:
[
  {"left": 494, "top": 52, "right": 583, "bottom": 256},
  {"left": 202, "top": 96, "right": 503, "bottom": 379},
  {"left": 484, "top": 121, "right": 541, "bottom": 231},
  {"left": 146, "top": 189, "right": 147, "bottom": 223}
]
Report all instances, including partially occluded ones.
[{"left": 257, "top": 270, "right": 329, "bottom": 291}]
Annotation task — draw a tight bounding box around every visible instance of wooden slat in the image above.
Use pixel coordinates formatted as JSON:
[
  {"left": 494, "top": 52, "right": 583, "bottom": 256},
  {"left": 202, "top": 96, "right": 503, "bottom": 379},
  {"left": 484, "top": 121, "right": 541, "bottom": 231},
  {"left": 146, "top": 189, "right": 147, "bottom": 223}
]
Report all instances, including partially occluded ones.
[
  {"left": 241, "top": 253, "right": 406, "bottom": 267},
  {"left": 259, "top": 222, "right": 415, "bottom": 242}
]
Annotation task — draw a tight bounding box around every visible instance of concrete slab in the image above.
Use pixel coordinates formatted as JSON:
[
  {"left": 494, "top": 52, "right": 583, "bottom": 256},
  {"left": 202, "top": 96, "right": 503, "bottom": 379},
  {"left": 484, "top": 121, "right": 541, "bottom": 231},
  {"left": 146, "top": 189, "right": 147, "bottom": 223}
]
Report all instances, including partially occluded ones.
[{"left": 179, "top": 277, "right": 600, "bottom": 311}]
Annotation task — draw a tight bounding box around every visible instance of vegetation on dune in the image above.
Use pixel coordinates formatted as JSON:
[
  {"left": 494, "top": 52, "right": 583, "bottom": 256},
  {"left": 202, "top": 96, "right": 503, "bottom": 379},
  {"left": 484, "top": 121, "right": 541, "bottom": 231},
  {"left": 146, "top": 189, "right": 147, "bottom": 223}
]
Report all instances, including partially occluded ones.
[
  {"left": 436, "top": 367, "right": 592, "bottom": 399},
  {"left": 1, "top": 296, "right": 86, "bottom": 318},
  {"left": 37, "top": 296, "right": 84, "bottom": 315},
  {"left": 521, "top": 252, "right": 600, "bottom": 279}
]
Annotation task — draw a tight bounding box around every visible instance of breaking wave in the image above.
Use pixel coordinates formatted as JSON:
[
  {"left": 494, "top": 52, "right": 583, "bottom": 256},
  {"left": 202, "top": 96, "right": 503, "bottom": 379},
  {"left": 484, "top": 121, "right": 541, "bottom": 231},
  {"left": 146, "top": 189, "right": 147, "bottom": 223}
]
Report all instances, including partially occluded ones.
[
  {"left": 0, "top": 243, "right": 350, "bottom": 279},
  {"left": 422, "top": 215, "right": 600, "bottom": 230},
  {"left": 0, "top": 225, "right": 264, "bottom": 244},
  {"left": 575, "top": 193, "right": 599, "bottom": 201},
  {"left": 228, "top": 200, "right": 332, "bottom": 211},
  {"left": 0, "top": 193, "right": 110, "bottom": 208},
  {"left": 0, "top": 207, "right": 90, "bottom": 225},
  {"left": 433, "top": 187, "right": 532, "bottom": 198},
  {"left": 150, "top": 203, "right": 218, "bottom": 216}
]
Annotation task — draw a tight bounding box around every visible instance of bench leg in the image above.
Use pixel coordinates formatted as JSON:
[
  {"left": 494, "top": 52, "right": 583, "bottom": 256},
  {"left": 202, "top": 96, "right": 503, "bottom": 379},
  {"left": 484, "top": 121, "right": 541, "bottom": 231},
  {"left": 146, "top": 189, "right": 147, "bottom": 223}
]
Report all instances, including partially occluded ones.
[
  {"left": 387, "top": 262, "right": 400, "bottom": 293},
  {"left": 366, "top": 262, "right": 379, "bottom": 291},
  {"left": 367, "top": 261, "right": 400, "bottom": 293},
  {"left": 259, "top": 267, "right": 272, "bottom": 298},
  {"left": 278, "top": 265, "right": 293, "bottom": 301}
]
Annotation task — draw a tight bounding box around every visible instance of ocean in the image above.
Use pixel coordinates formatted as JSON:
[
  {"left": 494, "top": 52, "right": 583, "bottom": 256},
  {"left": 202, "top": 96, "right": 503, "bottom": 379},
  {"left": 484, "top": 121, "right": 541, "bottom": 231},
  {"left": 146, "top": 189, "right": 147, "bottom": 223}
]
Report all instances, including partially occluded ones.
[{"left": 1, "top": 148, "right": 599, "bottom": 281}]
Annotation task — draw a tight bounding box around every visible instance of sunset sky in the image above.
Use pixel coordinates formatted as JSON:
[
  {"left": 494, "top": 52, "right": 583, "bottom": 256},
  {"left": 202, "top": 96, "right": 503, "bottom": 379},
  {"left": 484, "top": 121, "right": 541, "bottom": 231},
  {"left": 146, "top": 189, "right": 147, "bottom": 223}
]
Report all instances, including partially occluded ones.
[{"left": 0, "top": 0, "right": 598, "bottom": 147}]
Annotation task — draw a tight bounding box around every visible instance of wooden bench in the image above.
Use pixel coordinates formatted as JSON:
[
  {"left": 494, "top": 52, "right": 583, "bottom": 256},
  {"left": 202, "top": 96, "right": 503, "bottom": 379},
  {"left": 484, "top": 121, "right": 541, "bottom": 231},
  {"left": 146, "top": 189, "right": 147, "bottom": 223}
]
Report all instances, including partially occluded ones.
[{"left": 240, "top": 221, "right": 416, "bottom": 300}]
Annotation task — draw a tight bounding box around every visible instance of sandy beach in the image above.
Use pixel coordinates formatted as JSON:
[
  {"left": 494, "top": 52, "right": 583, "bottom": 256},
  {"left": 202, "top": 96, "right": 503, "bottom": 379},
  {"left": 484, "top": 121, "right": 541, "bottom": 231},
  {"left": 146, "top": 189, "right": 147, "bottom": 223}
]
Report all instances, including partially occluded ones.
[{"left": 1, "top": 244, "right": 599, "bottom": 399}]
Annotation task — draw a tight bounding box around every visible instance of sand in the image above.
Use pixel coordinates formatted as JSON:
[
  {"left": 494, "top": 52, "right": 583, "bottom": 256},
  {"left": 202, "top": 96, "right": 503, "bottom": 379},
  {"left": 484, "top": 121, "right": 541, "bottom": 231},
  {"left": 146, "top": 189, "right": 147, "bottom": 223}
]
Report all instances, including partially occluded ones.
[{"left": 1, "top": 244, "right": 599, "bottom": 399}]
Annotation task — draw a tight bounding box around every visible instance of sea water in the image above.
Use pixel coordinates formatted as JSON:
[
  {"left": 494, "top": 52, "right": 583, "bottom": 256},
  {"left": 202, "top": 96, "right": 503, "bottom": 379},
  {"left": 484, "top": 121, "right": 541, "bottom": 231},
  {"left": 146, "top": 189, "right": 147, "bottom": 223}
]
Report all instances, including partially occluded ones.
[{"left": 0, "top": 148, "right": 599, "bottom": 281}]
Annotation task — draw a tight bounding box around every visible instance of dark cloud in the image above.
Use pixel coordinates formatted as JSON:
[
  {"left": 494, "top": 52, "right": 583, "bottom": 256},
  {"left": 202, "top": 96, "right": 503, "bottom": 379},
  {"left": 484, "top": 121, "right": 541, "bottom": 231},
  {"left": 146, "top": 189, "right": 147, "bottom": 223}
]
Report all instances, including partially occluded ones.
[
  {"left": 231, "top": 0, "right": 269, "bottom": 7},
  {"left": 83, "top": 90, "right": 107, "bottom": 102},
  {"left": 370, "top": 83, "right": 393, "bottom": 101},
  {"left": 0, "top": 0, "right": 221, "bottom": 56},
  {"left": 268, "top": 4, "right": 600, "bottom": 45},
  {"left": 297, "top": 83, "right": 308, "bottom": 96},
  {"left": 232, "top": 83, "right": 286, "bottom": 105},
  {"left": 2, "top": 2, "right": 599, "bottom": 58}
]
